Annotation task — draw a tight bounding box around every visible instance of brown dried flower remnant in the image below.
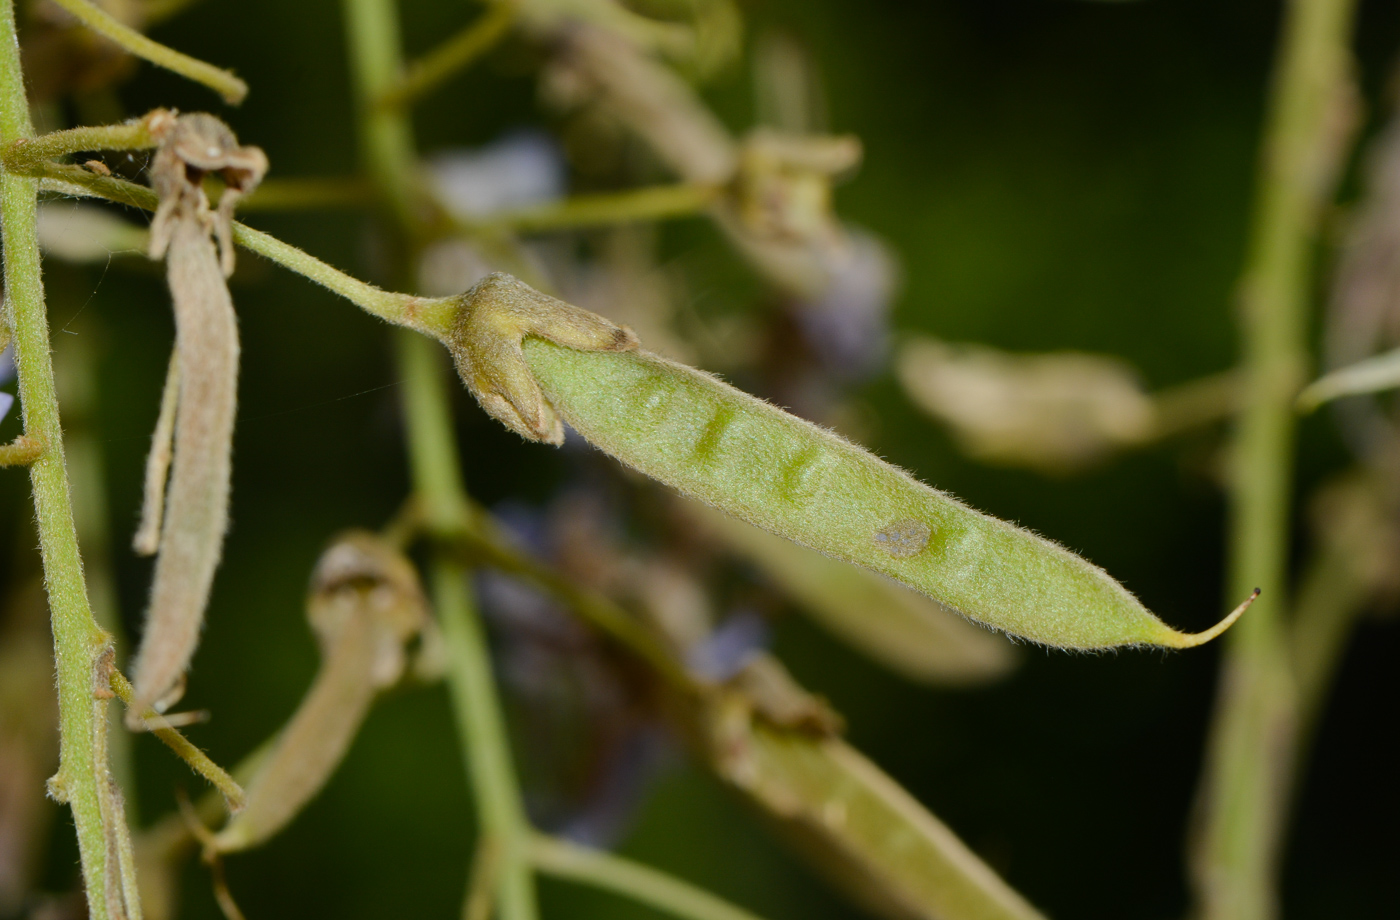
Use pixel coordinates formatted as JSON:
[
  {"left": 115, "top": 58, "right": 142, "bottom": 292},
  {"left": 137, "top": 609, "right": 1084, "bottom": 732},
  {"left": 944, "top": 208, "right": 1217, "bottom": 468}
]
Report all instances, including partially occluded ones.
[
  {"left": 448, "top": 272, "right": 639, "bottom": 444},
  {"left": 212, "top": 533, "right": 435, "bottom": 854},
  {"left": 128, "top": 112, "right": 267, "bottom": 721}
]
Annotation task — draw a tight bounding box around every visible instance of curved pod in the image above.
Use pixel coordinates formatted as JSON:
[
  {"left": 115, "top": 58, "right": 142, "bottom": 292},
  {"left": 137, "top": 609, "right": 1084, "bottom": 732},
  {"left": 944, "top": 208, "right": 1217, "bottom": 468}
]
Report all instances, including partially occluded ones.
[{"left": 523, "top": 340, "right": 1239, "bottom": 650}]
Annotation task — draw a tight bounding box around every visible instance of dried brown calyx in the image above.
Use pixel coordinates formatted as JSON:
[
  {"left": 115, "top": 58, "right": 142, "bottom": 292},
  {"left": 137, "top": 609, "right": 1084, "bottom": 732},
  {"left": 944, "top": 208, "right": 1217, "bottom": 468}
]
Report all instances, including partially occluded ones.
[
  {"left": 128, "top": 113, "right": 266, "bottom": 722},
  {"left": 148, "top": 111, "right": 267, "bottom": 277}
]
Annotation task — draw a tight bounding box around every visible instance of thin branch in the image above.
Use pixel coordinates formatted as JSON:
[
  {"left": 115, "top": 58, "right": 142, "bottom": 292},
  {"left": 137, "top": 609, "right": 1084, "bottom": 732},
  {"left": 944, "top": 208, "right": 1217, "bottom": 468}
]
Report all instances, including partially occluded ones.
[
  {"left": 1149, "top": 370, "right": 1240, "bottom": 439},
  {"left": 441, "top": 502, "right": 698, "bottom": 696},
  {"left": 376, "top": 0, "right": 516, "bottom": 111},
  {"left": 46, "top": 0, "right": 248, "bottom": 104},
  {"left": 108, "top": 670, "right": 247, "bottom": 813},
  {"left": 28, "top": 162, "right": 460, "bottom": 339},
  {"left": 239, "top": 176, "right": 377, "bottom": 212},
  {"left": 0, "top": 434, "right": 45, "bottom": 466},
  {"left": 530, "top": 834, "right": 769, "bottom": 920},
  {"left": 1, "top": 112, "right": 164, "bottom": 173},
  {"left": 466, "top": 183, "right": 720, "bottom": 236}
]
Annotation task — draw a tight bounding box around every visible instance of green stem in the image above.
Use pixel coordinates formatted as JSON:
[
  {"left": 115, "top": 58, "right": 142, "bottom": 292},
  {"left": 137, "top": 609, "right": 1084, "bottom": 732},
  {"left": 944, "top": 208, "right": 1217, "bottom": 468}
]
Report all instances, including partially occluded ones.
[
  {"left": 1, "top": 114, "right": 161, "bottom": 172},
  {"left": 46, "top": 0, "right": 248, "bottom": 104},
  {"left": 29, "top": 163, "right": 460, "bottom": 336},
  {"left": 239, "top": 176, "right": 377, "bottom": 212},
  {"left": 529, "top": 834, "right": 769, "bottom": 920},
  {"left": 1189, "top": 1, "right": 1357, "bottom": 919},
  {"left": 342, "top": 0, "right": 422, "bottom": 231},
  {"left": 398, "top": 334, "right": 538, "bottom": 920},
  {"left": 56, "top": 330, "right": 138, "bottom": 813},
  {"left": 1288, "top": 536, "right": 1370, "bottom": 747},
  {"left": 0, "top": 1, "right": 114, "bottom": 914},
  {"left": 1147, "top": 370, "right": 1240, "bottom": 441},
  {"left": 467, "top": 183, "right": 720, "bottom": 236},
  {"left": 108, "top": 670, "right": 247, "bottom": 812},
  {"left": 376, "top": 0, "right": 516, "bottom": 112},
  {"left": 341, "top": 0, "right": 538, "bottom": 917}
]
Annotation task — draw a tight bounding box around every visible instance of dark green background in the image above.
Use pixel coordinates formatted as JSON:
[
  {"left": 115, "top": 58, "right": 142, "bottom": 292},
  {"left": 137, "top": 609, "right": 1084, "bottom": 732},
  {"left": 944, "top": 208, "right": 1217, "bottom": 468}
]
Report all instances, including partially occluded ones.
[{"left": 2, "top": 1, "right": 1397, "bottom": 918}]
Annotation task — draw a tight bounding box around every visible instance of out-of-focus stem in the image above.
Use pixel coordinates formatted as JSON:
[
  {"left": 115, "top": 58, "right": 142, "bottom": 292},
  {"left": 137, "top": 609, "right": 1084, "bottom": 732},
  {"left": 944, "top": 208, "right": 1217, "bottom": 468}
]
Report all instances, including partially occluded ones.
[
  {"left": 45, "top": 0, "right": 248, "bottom": 104},
  {"left": 398, "top": 333, "right": 538, "bottom": 920},
  {"left": 1189, "top": 1, "right": 1358, "bottom": 919},
  {"left": 0, "top": 1, "right": 115, "bottom": 914},
  {"left": 466, "top": 183, "right": 719, "bottom": 236},
  {"left": 376, "top": 0, "right": 516, "bottom": 111},
  {"left": 1288, "top": 537, "right": 1370, "bottom": 744},
  {"left": 529, "top": 834, "right": 770, "bottom": 920},
  {"left": 239, "top": 177, "right": 376, "bottom": 212},
  {"left": 341, "top": 0, "right": 538, "bottom": 918}
]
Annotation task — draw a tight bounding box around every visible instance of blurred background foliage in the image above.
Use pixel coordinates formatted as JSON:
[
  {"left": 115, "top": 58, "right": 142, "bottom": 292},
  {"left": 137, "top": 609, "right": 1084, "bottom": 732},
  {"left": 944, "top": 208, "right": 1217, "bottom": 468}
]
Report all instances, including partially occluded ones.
[{"left": 2, "top": 1, "right": 1398, "bottom": 919}]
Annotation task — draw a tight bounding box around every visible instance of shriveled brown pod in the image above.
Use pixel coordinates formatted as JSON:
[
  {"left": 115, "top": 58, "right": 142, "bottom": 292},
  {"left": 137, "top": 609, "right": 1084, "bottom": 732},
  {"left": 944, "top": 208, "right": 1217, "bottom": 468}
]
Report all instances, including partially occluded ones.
[
  {"left": 127, "top": 112, "right": 267, "bottom": 720},
  {"left": 213, "top": 532, "right": 433, "bottom": 853}
]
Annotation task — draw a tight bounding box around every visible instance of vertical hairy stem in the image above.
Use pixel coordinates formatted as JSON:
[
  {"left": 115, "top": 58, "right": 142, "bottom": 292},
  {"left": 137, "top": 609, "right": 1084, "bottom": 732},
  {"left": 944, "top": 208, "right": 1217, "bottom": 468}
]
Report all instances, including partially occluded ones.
[
  {"left": 1190, "top": 1, "right": 1358, "bottom": 919},
  {"left": 0, "top": 1, "right": 115, "bottom": 915},
  {"left": 341, "top": 1, "right": 537, "bottom": 918}
]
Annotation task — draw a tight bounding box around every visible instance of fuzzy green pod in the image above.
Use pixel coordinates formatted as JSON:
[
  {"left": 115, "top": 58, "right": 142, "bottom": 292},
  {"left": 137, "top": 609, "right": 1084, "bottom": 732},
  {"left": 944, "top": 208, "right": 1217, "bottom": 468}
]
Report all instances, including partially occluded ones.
[
  {"left": 685, "top": 500, "right": 1016, "bottom": 683},
  {"left": 721, "top": 725, "right": 1045, "bottom": 920},
  {"left": 514, "top": 338, "right": 1245, "bottom": 650}
]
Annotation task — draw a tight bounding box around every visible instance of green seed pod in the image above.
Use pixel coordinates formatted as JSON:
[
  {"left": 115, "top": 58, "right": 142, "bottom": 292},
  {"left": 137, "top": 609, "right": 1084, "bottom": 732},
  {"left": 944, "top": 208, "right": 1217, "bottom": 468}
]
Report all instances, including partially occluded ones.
[
  {"left": 716, "top": 720, "right": 1046, "bottom": 920},
  {"left": 685, "top": 500, "right": 1017, "bottom": 684},
  {"left": 442, "top": 298, "right": 1246, "bottom": 648},
  {"left": 700, "top": 655, "right": 1042, "bottom": 920}
]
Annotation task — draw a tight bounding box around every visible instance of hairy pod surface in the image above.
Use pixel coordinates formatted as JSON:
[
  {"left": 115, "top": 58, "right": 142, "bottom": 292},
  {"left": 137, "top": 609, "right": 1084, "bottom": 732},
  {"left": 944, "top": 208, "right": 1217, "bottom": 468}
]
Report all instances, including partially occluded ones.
[
  {"left": 129, "top": 217, "right": 239, "bottom": 716},
  {"left": 517, "top": 337, "right": 1242, "bottom": 650},
  {"left": 686, "top": 501, "right": 1016, "bottom": 684},
  {"left": 130, "top": 113, "right": 266, "bottom": 717}
]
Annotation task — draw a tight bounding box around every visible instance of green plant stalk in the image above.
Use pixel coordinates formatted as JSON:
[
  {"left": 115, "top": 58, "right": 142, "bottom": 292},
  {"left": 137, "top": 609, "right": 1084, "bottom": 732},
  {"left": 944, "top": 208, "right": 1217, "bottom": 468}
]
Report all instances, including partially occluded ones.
[
  {"left": 45, "top": 0, "right": 248, "bottom": 104},
  {"left": 0, "top": 1, "right": 114, "bottom": 915},
  {"left": 529, "top": 834, "right": 770, "bottom": 920},
  {"left": 1190, "top": 0, "right": 1357, "bottom": 918},
  {"left": 342, "top": 0, "right": 421, "bottom": 232},
  {"left": 56, "top": 330, "right": 138, "bottom": 813},
  {"left": 30, "top": 162, "right": 461, "bottom": 334},
  {"left": 468, "top": 183, "right": 720, "bottom": 236},
  {"left": 1, "top": 117, "right": 158, "bottom": 172},
  {"left": 239, "top": 176, "right": 376, "bottom": 212},
  {"left": 341, "top": 0, "right": 537, "bottom": 917},
  {"left": 376, "top": 0, "right": 516, "bottom": 111},
  {"left": 398, "top": 334, "right": 538, "bottom": 920}
]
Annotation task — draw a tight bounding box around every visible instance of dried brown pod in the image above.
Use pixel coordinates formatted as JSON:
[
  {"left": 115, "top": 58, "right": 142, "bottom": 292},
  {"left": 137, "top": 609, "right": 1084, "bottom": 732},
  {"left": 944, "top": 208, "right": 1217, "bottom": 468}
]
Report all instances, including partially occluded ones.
[
  {"left": 212, "top": 532, "right": 434, "bottom": 853},
  {"left": 127, "top": 113, "right": 266, "bottom": 720}
]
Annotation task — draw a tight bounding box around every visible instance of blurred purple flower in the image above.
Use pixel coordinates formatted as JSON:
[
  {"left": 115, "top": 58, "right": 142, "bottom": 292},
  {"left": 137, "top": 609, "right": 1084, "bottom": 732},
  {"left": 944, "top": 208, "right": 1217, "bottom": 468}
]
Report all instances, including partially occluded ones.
[
  {"left": 426, "top": 130, "right": 567, "bottom": 221},
  {"left": 686, "top": 609, "right": 769, "bottom": 682},
  {"left": 0, "top": 346, "right": 15, "bottom": 425},
  {"left": 795, "top": 228, "right": 899, "bottom": 380}
]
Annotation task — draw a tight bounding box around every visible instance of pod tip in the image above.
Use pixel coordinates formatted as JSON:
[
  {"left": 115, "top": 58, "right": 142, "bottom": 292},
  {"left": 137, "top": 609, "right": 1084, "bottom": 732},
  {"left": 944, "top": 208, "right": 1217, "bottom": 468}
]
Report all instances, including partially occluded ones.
[{"left": 1172, "top": 588, "right": 1259, "bottom": 648}]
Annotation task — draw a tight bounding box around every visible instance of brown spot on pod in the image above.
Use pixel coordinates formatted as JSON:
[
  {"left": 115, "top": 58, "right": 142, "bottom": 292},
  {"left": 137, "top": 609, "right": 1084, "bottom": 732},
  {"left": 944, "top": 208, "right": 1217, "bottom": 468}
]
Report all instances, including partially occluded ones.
[{"left": 873, "top": 520, "right": 931, "bottom": 558}]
